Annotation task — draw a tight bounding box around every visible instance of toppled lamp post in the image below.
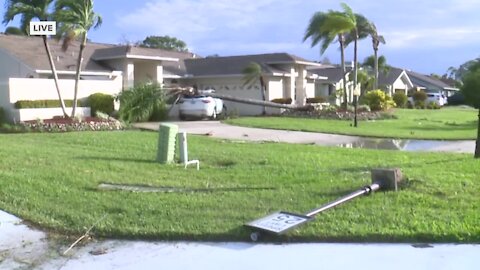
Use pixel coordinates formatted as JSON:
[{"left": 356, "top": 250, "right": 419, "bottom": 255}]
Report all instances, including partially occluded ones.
[{"left": 245, "top": 168, "right": 403, "bottom": 241}]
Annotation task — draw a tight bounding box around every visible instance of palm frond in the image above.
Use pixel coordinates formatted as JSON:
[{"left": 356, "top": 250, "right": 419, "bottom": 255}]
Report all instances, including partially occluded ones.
[{"left": 242, "top": 62, "right": 262, "bottom": 87}]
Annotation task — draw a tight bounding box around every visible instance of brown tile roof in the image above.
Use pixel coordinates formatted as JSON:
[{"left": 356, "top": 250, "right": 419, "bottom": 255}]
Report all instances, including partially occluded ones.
[
  {"left": 91, "top": 45, "right": 197, "bottom": 61},
  {"left": 0, "top": 33, "right": 113, "bottom": 72}
]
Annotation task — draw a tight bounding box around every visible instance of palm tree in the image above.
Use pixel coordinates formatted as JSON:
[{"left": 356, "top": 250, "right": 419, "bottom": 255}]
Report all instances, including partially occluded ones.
[
  {"left": 242, "top": 62, "right": 267, "bottom": 115},
  {"left": 3, "top": 0, "right": 68, "bottom": 117},
  {"left": 367, "top": 23, "right": 385, "bottom": 89},
  {"left": 363, "top": 55, "right": 390, "bottom": 89},
  {"left": 303, "top": 6, "right": 355, "bottom": 108},
  {"left": 344, "top": 13, "right": 370, "bottom": 92},
  {"left": 55, "top": 0, "right": 102, "bottom": 117}
]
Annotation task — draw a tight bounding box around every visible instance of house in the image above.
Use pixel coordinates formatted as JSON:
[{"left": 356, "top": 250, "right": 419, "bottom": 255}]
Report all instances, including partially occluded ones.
[
  {"left": 308, "top": 66, "right": 354, "bottom": 105},
  {"left": 306, "top": 65, "right": 415, "bottom": 103},
  {"left": 0, "top": 34, "right": 122, "bottom": 121},
  {"left": 178, "top": 53, "right": 324, "bottom": 115},
  {"left": 0, "top": 34, "right": 325, "bottom": 120},
  {"left": 377, "top": 67, "right": 413, "bottom": 96},
  {"left": 406, "top": 70, "right": 459, "bottom": 97}
]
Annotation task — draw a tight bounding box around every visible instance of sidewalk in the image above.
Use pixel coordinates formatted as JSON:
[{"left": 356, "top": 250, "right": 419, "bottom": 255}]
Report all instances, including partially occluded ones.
[{"left": 1, "top": 210, "right": 479, "bottom": 269}]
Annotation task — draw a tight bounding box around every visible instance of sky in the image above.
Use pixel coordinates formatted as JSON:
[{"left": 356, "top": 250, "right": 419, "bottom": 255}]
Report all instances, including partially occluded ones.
[{"left": 1, "top": 0, "right": 479, "bottom": 75}]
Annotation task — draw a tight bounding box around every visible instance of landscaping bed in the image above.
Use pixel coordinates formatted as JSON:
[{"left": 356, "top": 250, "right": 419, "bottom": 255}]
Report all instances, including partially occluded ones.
[
  {"left": 2, "top": 116, "right": 125, "bottom": 133},
  {"left": 0, "top": 131, "right": 478, "bottom": 242},
  {"left": 282, "top": 108, "right": 395, "bottom": 121}
]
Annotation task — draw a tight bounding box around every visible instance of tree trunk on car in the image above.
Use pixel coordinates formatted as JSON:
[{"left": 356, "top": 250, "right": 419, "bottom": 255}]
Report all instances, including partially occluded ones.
[{"left": 208, "top": 93, "right": 313, "bottom": 111}]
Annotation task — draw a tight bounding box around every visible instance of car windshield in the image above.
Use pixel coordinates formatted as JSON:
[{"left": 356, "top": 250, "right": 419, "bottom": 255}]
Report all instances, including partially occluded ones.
[{"left": 182, "top": 95, "right": 207, "bottom": 99}]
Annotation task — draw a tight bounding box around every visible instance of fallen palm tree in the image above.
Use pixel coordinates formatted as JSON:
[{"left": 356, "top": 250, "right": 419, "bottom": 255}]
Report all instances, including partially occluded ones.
[{"left": 165, "top": 86, "right": 314, "bottom": 111}]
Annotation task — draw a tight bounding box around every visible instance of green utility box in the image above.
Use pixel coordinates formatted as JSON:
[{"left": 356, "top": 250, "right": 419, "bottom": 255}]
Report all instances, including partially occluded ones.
[{"left": 156, "top": 123, "right": 178, "bottom": 164}]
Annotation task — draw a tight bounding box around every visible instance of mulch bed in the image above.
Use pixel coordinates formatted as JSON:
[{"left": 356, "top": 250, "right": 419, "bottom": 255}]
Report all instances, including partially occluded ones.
[
  {"left": 19, "top": 117, "right": 125, "bottom": 132},
  {"left": 282, "top": 109, "right": 397, "bottom": 121}
]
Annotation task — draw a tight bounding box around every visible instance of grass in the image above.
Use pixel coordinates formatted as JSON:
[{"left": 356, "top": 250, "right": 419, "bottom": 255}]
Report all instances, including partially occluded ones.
[
  {"left": 0, "top": 130, "right": 479, "bottom": 243},
  {"left": 225, "top": 107, "right": 479, "bottom": 140}
]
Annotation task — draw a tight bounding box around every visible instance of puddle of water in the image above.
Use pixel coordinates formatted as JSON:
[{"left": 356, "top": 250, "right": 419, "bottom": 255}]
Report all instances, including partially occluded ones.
[{"left": 338, "top": 139, "right": 460, "bottom": 152}]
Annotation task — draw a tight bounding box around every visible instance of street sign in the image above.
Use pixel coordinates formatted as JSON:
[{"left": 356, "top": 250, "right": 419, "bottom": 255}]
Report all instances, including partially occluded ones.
[{"left": 246, "top": 211, "right": 311, "bottom": 235}]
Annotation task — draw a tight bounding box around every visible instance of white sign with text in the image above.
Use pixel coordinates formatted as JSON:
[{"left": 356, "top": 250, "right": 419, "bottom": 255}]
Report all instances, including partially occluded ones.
[
  {"left": 29, "top": 21, "right": 56, "bottom": 35},
  {"left": 246, "top": 212, "right": 311, "bottom": 234}
]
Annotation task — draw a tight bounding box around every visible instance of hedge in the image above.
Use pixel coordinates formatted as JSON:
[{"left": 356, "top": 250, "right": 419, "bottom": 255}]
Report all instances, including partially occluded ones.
[
  {"left": 87, "top": 93, "right": 114, "bottom": 116},
  {"left": 14, "top": 99, "right": 80, "bottom": 109}
]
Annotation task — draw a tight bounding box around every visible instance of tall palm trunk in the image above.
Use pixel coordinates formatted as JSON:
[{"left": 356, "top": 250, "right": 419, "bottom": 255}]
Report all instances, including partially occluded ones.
[
  {"left": 71, "top": 33, "right": 87, "bottom": 117},
  {"left": 43, "top": 36, "right": 68, "bottom": 117},
  {"left": 475, "top": 109, "right": 480, "bottom": 158},
  {"left": 373, "top": 39, "right": 379, "bottom": 90},
  {"left": 260, "top": 76, "right": 267, "bottom": 115},
  {"left": 339, "top": 34, "right": 347, "bottom": 109},
  {"left": 353, "top": 31, "right": 358, "bottom": 127}
]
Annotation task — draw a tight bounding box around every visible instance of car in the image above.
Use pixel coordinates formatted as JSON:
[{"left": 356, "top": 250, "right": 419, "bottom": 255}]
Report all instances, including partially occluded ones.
[
  {"left": 407, "top": 92, "right": 447, "bottom": 107},
  {"left": 178, "top": 94, "right": 224, "bottom": 120}
]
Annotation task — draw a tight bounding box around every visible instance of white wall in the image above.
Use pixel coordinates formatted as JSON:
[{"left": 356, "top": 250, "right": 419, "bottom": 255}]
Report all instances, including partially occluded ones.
[
  {"left": 305, "top": 79, "right": 315, "bottom": 98},
  {"left": 392, "top": 75, "right": 410, "bottom": 94},
  {"left": 11, "top": 107, "right": 91, "bottom": 122},
  {"left": 2, "top": 76, "right": 122, "bottom": 121},
  {"left": 267, "top": 77, "right": 283, "bottom": 101},
  {"left": 8, "top": 76, "right": 122, "bottom": 102}
]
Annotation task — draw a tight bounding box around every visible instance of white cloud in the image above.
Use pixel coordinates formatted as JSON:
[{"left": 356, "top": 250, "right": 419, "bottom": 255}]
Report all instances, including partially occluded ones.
[
  {"left": 117, "top": 0, "right": 288, "bottom": 41},
  {"left": 384, "top": 27, "right": 480, "bottom": 49}
]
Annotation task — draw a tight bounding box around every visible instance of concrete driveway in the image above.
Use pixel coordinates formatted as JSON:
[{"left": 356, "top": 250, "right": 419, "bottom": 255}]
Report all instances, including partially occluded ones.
[
  {"left": 133, "top": 121, "right": 475, "bottom": 153},
  {"left": 134, "top": 120, "right": 359, "bottom": 145}
]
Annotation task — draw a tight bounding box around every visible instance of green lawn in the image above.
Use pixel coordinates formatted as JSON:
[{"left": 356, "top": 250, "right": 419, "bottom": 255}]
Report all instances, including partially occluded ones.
[
  {"left": 225, "top": 107, "right": 478, "bottom": 140},
  {"left": 0, "top": 131, "right": 479, "bottom": 242}
]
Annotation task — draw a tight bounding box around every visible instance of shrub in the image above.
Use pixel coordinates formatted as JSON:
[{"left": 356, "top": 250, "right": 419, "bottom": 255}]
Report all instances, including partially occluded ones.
[
  {"left": 447, "top": 92, "right": 465, "bottom": 105},
  {"left": 14, "top": 99, "right": 80, "bottom": 109},
  {"left": 88, "top": 93, "right": 114, "bottom": 116},
  {"left": 270, "top": 98, "right": 292, "bottom": 104},
  {"left": 392, "top": 92, "right": 408, "bottom": 108},
  {"left": 117, "top": 83, "right": 167, "bottom": 123},
  {"left": 306, "top": 97, "right": 327, "bottom": 104},
  {"left": 361, "top": 90, "right": 395, "bottom": 111},
  {"left": 412, "top": 91, "right": 427, "bottom": 108},
  {"left": 415, "top": 100, "right": 425, "bottom": 109},
  {"left": 427, "top": 101, "right": 441, "bottom": 110}
]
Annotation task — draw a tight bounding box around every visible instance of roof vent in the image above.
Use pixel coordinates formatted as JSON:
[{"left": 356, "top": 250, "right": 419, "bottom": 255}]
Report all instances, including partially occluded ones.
[{"left": 56, "top": 56, "right": 60, "bottom": 62}]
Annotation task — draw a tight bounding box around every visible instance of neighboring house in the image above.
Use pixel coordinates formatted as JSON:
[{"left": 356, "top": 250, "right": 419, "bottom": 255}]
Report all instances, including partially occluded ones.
[
  {"left": 308, "top": 66, "right": 355, "bottom": 105},
  {"left": 377, "top": 67, "right": 414, "bottom": 96},
  {"left": 0, "top": 33, "right": 325, "bottom": 119},
  {"left": 406, "top": 70, "right": 459, "bottom": 97},
  {"left": 179, "top": 53, "right": 324, "bottom": 115},
  {"left": 0, "top": 34, "right": 122, "bottom": 121}
]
